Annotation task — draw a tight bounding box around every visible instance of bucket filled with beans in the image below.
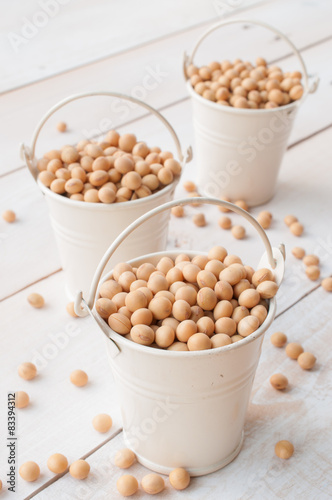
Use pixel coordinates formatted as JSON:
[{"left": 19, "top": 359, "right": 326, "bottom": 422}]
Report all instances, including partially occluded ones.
[
  {"left": 75, "top": 197, "right": 285, "bottom": 476},
  {"left": 184, "top": 19, "right": 318, "bottom": 206},
  {"left": 21, "top": 92, "right": 192, "bottom": 298}
]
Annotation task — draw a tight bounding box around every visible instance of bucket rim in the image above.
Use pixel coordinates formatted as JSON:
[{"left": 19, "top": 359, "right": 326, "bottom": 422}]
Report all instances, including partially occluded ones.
[
  {"left": 37, "top": 177, "right": 177, "bottom": 210},
  {"left": 186, "top": 80, "right": 304, "bottom": 115},
  {"left": 96, "top": 249, "right": 277, "bottom": 358}
]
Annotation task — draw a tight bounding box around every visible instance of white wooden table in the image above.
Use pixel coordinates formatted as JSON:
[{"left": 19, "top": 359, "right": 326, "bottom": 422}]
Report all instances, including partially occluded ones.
[{"left": 1, "top": 1, "right": 331, "bottom": 498}]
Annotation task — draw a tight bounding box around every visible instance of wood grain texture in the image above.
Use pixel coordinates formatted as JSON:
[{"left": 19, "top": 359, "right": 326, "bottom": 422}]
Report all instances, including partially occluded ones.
[{"left": 28, "top": 286, "right": 332, "bottom": 499}]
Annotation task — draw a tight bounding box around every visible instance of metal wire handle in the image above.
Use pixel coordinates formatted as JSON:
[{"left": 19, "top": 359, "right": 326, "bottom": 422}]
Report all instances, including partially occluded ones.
[
  {"left": 20, "top": 91, "right": 193, "bottom": 181},
  {"left": 75, "top": 197, "right": 285, "bottom": 317},
  {"left": 183, "top": 18, "right": 319, "bottom": 96}
]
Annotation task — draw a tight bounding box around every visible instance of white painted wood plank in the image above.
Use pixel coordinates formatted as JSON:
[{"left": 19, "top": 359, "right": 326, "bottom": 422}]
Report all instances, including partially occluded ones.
[
  {"left": 0, "top": 271, "right": 122, "bottom": 499},
  {"left": 0, "top": 0, "right": 265, "bottom": 93},
  {"left": 1, "top": 101, "right": 331, "bottom": 305},
  {"left": 30, "top": 286, "right": 332, "bottom": 499},
  {"left": 1, "top": 0, "right": 332, "bottom": 175}
]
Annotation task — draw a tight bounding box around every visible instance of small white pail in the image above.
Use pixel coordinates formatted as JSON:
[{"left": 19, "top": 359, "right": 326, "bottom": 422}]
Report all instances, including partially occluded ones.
[
  {"left": 184, "top": 19, "right": 319, "bottom": 206},
  {"left": 21, "top": 92, "right": 192, "bottom": 298},
  {"left": 75, "top": 197, "right": 285, "bottom": 476}
]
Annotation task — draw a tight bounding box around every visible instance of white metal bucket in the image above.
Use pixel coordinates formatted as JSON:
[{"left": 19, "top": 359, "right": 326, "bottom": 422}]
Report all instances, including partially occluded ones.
[
  {"left": 75, "top": 197, "right": 285, "bottom": 476},
  {"left": 21, "top": 92, "right": 192, "bottom": 298},
  {"left": 184, "top": 19, "right": 319, "bottom": 206}
]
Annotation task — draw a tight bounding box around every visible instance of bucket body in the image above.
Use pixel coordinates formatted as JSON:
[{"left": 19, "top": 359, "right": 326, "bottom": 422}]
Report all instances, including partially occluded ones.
[
  {"left": 40, "top": 183, "right": 176, "bottom": 298},
  {"left": 103, "top": 251, "right": 277, "bottom": 476},
  {"left": 189, "top": 84, "right": 299, "bottom": 206}
]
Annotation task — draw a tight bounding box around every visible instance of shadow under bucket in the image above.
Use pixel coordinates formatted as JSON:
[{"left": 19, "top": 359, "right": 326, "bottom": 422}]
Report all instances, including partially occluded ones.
[
  {"left": 75, "top": 197, "right": 285, "bottom": 476},
  {"left": 184, "top": 19, "right": 319, "bottom": 206},
  {"left": 21, "top": 92, "right": 192, "bottom": 298}
]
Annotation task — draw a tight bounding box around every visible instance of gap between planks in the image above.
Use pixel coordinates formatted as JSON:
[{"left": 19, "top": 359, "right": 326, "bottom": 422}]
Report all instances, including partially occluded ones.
[
  {"left": 0, "top": 95, "right": 189, "bottom": 180},
  {"left": 24, "top": 428, "right": 123, "bottom": 500},
  {"left": 0, "top": 268, "right": 62, "bottom": 303},
  {"left": 0, "top": 0, "right": 272, "bottom": 98},
  {"left": 274, "top": 281, "right": 324, "bottom": 319}
]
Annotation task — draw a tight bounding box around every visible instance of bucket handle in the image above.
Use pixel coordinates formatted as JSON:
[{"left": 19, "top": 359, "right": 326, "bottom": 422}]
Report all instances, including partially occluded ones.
[
  {"left": 20, "top": 91, "right": 193, "bottom": 182},
  {"left": 183, "top": 18, "right": 319, "bottom": 96},
  {"left": 75, "top": 197, "right": 285, "bottom": 319}
]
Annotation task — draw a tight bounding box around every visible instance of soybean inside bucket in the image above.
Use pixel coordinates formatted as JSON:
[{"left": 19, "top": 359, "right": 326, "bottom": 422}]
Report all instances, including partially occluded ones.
[
  {"left": 75, "top": 197, "right": 285, "bottom": 476},
  {"left": 184, "top": 19, "right": 319, "bottom": 206},
  {"left": 21, "top": 92, "right": 192, "bottom": 299}
]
